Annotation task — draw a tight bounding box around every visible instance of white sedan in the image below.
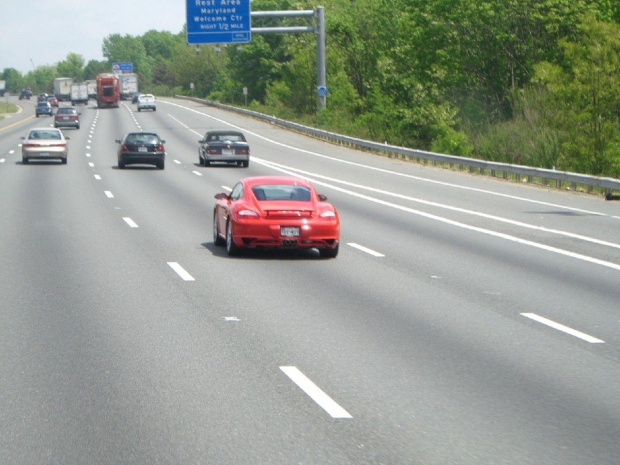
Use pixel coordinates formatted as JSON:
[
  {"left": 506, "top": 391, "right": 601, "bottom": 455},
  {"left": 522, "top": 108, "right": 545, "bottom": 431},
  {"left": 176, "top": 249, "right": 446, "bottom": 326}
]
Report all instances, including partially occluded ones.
[{"left": 21, "top": 128, "right": 69, "bottom": 164}]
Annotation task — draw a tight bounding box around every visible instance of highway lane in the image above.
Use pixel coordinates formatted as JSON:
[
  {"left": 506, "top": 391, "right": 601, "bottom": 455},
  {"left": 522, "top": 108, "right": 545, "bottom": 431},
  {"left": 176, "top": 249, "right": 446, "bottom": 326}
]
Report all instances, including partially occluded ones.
[{"left": 1, "top": 96, "right": 618, "bottom": 464}]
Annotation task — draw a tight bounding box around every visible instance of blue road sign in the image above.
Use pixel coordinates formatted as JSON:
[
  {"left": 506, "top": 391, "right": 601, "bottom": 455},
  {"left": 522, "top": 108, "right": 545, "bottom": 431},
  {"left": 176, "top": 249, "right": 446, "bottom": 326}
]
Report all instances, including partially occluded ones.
[
  {"left": 317, "top": 86, "right": 328, "bottom": 97},
  {"left": 187, "top": 0, "right": 251, "bottom": 45},
  {"left": 112, "top": 62, "right": 133, "bottom": 74}
]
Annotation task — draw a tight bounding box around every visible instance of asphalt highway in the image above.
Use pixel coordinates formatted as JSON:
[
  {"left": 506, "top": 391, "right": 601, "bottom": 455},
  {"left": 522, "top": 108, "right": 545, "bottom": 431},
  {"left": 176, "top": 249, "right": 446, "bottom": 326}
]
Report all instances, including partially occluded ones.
[{"left": 1, "top": 96, "right": 618, "bottom": 464}]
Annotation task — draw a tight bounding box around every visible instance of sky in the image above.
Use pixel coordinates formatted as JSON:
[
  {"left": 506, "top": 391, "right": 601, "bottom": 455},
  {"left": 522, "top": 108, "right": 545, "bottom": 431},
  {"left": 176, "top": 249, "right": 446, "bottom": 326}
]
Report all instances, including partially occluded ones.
[{"left": 0, "top": 0, "right": 187, "bottom": 75}]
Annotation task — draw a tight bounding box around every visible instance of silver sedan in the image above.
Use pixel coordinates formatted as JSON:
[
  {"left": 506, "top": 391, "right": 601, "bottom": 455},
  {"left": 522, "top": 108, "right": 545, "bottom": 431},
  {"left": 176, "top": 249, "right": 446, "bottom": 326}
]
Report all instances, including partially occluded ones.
[{"left": 21, "top": 128, "right": 70, "bottom": 164}]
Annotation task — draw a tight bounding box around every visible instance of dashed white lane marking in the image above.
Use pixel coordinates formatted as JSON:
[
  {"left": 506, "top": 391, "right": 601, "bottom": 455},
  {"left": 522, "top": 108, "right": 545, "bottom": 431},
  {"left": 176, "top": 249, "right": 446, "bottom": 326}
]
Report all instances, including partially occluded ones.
[
  {"left": 94, "top": 174, "right": 101, "bottom": 180},
  {"left": 521, "top": 313, "right": 604, "bottom": 343},
  {"left": 9, "top": 150, "right": 14, "bottom": 154},
  {"left": 222, "top": 186, "right": 232, "bottom": 192},
  {"left": 167, "top": 262, "right": 195, "bottom": 281},
  {"left": 280, "top": 366, "right": 352, "bottom": 419},
  {"left": 88, "top": 162, "right": 95, "bottom": 167},
  {"left": 123, "top": 217, "right": 139, "bottom": 228},
  {"left": 347, "top": 243, "right": 385, "bottom": 257},
  {"left": 0, "top": 159, "right": 5, "bottom": 163},
  {"left": 173, "top": 159, "right": 181, "bottom": 164},
  {"left": 104, "top": 191, "right": 114, "bottom": 198},
  {"left": 192, "top": 170, "right": 202, "bottom": 176},
  {"left": 86, "top": 153, "right": 91, "bottom": 157}
]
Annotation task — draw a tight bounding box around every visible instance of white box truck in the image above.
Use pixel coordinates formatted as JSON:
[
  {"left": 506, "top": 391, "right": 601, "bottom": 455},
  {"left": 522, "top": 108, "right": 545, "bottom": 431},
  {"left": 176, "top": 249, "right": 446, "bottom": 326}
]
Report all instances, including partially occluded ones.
[
  {"left": 119, "top": 73, "right": 138, "bottom": 100},
  {"left": 0, "top": 80, "right": 6, "bottom": 97},
  {"left": 70, "top": 83, "right": 89, "bottom": 105},
  {"left": 85, "top": 80, "right": 97, "bottom": 99},
  {"left": 53, "top": 77, "right": 73, "bottom": 101}
]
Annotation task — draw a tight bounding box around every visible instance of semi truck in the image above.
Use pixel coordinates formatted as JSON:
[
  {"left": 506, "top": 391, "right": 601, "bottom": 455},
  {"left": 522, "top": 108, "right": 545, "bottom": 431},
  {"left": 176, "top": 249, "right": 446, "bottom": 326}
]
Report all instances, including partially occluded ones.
[
  {"left": 119, "top": 73, "right": 138, "bottom": 100},
  {"left": 53, "top": 77, "right": 73, "bottom": 101},
  {"left": 96, "top": 74, "right": 120, "bottom": 108},
  {"left": 85, "top": 80, "right": 97, "bottom": 99},
  {"left": 70, "top": 82, "right": 89, "bottom": 105}
]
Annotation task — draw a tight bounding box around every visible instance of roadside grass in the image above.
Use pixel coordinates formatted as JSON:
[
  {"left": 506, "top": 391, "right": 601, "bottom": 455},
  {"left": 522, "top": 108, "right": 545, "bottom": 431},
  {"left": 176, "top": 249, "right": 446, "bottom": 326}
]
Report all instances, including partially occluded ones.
[{"left": 0, "top": 102, "right": 18, "bottom": 121}]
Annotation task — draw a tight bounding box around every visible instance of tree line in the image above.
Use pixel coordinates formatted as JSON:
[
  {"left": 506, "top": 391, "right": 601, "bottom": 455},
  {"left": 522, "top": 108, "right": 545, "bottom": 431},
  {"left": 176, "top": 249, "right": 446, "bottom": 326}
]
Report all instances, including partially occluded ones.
[{"left": 3, "top": 0, "right": 619, "bottom": 177}]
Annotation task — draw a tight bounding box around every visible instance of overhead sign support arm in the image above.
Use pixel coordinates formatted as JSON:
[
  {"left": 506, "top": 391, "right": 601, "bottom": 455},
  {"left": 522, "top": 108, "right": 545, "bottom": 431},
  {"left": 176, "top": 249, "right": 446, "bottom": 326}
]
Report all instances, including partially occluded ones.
[{"left": 250, "top": 7, "right": 327, "bottom": 111}]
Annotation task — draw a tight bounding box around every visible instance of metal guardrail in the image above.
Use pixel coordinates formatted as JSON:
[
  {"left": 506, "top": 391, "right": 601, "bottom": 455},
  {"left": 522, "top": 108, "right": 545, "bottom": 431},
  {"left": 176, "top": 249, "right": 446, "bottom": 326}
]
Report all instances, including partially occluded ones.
[{"left": 175, "top": 95, "right": 620, "bottom": 198}]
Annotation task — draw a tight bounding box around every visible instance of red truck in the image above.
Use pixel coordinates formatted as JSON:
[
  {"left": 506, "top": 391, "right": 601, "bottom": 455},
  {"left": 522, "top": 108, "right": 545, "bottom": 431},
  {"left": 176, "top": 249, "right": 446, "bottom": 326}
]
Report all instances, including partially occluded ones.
[{"left": 96, "top": 74, "right": 120, "bottom": 108}]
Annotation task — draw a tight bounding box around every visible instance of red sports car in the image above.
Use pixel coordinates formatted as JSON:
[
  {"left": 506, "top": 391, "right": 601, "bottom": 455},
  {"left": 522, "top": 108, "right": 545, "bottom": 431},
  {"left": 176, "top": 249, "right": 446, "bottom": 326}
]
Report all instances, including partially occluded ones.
[{"left": 213, "top": 176, "right": 340, "bottom": 257}]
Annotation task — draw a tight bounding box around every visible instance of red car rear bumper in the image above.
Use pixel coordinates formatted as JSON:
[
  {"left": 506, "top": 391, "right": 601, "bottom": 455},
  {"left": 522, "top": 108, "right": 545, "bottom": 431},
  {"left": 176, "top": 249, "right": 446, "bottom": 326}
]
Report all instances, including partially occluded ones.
[{"left": 232, "top": 220, "right": 339, "bottom": 249}]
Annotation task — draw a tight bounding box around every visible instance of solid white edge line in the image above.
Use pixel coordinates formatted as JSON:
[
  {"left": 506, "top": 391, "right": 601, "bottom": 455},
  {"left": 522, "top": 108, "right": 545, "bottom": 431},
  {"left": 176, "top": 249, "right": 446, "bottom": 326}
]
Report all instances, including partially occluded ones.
[
  {"left": 280, "top": 366, "right": 352, "bottom": 419},
  {"left": 253, "top": 157, "right": 620, "bottom": 272},
  {"left": 256, "top": 158, "right": 620, "bottom": 251},
  {"left": 104, "top": 191, "right": 114, "bottom": 198},
  {"left": 521, "top": 313, "right": 604, "bottom": 343},
  {"left": 161, "top": 99, "right": 620, "bottom": 221},
  {"left": 167, "top": 262, "right": 195, "bottom": 281},
  {"left": 122, "top": 217, "right": 139, "bottom": 228},
  {"left": 347, "top": 242, "right": 385, "bottom": 257}
]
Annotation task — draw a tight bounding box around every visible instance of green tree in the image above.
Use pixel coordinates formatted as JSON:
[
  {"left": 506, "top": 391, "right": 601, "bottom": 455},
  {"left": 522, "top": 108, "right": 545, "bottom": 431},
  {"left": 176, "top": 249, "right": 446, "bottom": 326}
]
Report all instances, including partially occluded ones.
[
  {"left": 141, "top": 30, "right": 179, "bottom": 60},
  {"left": 56, "top": 53, "right": 85, "bottom": 81},
  {"left": 103, "top": 34, "right": 153, "bottom": 82},
  {"left": 83, "top": 60, "right": 110, "bottom": 80},
  {"left": 533, "top": 14, "right": 620, "bottom": 176},
  {"left": 27, "top": 66, "right": 56, "bottom": 94},
  {"left": 2, "top": 68, "right": 24, "bottom": 93}
]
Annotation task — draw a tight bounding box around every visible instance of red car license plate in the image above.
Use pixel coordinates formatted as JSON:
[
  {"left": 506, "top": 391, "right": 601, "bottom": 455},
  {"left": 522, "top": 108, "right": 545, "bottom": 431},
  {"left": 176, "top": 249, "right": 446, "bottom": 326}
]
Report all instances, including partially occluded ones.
[{"left": 280, "top": 227, "right": 300, "bottom": 237}]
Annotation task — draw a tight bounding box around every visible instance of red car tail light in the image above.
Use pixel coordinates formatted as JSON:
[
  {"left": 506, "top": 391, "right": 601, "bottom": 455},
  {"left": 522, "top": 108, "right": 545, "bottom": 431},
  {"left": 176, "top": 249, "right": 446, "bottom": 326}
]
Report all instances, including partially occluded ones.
[
  {"left": 237, "top": 209, "right": 259, "bottom": 218},
  {"left": 157, "top": 144, "right": 164, "bottom": 152},
  {"left": 122, "top": 144, "right": 129, "bottom": 152}
]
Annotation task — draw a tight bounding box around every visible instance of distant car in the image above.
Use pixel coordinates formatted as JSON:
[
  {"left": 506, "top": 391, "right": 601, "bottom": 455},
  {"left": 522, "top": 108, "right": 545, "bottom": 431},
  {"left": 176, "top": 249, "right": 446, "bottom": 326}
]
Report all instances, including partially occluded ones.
[
  {"left": 46, "top": 95, "right": 59, "bottom": 107},
  {"left": 198, "top": 130, "right": 250, "bottom": 167},
  {"left": 35, "top": 101, "right": 53, "bottom": 117},
  {"left": 131, "top": 92, "right": 142, "bottom": 104},
  {"left": 37, "top": 93, "right": 48, "bottom": 102},
  {"left": 213, "top": 176, "right": 340, "bottom": 257},
  {"left": 54, "top": 106, "right": 80, "bottom": 129},
  {"left": 116, "top": 131, "right": 166, "bottom": 169},
  {"left": 136, "top": 94, "right": 156, "bottom": 111},
  {"left": 21, "top": 127, "right": 69, "bottom": 164},
  {"left": 19, "top": 88, "right": 32, "bottom": 100}
]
